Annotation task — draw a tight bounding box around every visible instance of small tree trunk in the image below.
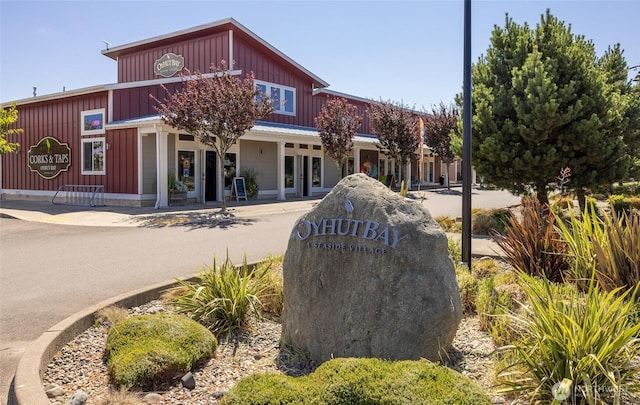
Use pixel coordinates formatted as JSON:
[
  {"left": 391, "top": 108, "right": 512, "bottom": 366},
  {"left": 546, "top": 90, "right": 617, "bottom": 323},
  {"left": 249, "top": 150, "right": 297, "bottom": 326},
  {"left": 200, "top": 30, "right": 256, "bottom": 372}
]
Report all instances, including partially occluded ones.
[
  {"left": 218, "top": 150, "right": 227, "bottom": 212},
  {"left": 576, "top": 188, "right": 586, "bottom": 212},
  {"left": 445, "top": 162, "right": 451, "bottom": 190}
]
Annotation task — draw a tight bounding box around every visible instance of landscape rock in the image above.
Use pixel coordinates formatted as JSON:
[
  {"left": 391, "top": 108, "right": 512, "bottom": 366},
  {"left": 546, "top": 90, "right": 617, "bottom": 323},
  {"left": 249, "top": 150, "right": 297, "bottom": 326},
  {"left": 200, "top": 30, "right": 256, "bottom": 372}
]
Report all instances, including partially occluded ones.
[
  {"left": 46, "top": 384, "right": 65, "bottom": 398},
  {"left": 143, "top": 392, "right": 163, "bottom": 404},
  {"left": 65, "top": 390, "right": 87, "bottom": 405},
  {"left": 181, "top": 371, "right": 196, "bottom": 389},
  {"left": 282, "top": 173, "right": 462, "bottom": 363}
]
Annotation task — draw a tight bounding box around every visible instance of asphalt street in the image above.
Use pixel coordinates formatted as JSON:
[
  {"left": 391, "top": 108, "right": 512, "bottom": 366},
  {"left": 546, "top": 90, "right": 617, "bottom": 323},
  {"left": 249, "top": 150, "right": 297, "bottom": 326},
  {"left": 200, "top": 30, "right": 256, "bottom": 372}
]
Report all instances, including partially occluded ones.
[{"left": 0, "top": 187, "right": 522, "bottom": 405}]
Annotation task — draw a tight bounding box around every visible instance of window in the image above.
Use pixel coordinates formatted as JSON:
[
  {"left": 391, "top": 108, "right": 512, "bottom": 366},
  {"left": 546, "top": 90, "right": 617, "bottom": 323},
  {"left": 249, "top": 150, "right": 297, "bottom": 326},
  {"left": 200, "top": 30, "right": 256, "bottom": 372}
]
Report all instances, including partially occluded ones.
[
  {"left": 178, "top": 150, "right": 195, "bottom": 191},
  {"left": 224, "top": 153, "right": 237, "bottom": 190},
  {"left": 285, "top": 156, "right": 294, "bottom": 188},
  {"left": 81, "top": 138, "right": 105, "bottom": 175},
  {"left": 255, "top": 80, "right": 295, "bottom": 115},
  {"left": 81, "top": 109, "right": 105, "bottom": 135},
  {"left": 179, "top": 134, "right": 194, "bottom": 141},
  {"left": 312, "top": 157, "right": 321, "bottom": 187}
]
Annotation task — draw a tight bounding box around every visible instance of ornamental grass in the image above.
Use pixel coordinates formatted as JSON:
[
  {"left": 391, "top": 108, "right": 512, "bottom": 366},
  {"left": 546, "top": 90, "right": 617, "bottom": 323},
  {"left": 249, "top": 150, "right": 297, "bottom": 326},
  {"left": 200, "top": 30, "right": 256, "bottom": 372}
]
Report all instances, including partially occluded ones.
[{"left": 496, "top": 273, "right": 640, "bottom": 404}]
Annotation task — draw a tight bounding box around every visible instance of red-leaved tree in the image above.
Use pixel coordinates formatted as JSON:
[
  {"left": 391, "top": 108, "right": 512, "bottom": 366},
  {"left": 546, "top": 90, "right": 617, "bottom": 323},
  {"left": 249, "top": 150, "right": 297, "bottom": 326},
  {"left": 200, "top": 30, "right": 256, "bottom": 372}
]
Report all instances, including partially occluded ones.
[
  {"left": 423, "top": 102, "right": 461, "bottom": 189},
  {"left": 151, "top": 61, "right": 273, "bottom": 211},
  {"left": 368, "top": 100, "right": 419, "bottom": 186},
  {"left": 314, "top": 96, "right": 363, "bottom": 178}
]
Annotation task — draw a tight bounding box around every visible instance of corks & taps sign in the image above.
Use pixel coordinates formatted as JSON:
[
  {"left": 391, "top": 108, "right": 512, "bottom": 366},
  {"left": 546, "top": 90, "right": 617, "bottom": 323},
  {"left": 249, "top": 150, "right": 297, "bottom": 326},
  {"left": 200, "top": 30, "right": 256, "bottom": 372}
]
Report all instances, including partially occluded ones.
[{"left": 28, "top": 136, "right": 71, "bottom": 179}]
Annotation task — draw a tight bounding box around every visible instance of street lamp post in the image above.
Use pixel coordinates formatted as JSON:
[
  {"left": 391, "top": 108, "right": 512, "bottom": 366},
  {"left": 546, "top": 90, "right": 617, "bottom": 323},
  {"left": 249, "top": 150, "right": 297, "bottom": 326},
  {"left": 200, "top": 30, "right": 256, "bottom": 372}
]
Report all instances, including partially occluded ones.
[{"left": 462, "top": 0, "right": 472, "bottom": 270}]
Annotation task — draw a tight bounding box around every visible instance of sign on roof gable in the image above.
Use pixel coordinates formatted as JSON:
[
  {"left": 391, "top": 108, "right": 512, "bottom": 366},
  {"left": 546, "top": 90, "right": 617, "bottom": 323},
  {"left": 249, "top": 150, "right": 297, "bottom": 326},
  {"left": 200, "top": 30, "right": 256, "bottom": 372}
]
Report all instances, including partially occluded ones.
[{"left": 154, "top": 53, "right": 185, "bottom": 78}]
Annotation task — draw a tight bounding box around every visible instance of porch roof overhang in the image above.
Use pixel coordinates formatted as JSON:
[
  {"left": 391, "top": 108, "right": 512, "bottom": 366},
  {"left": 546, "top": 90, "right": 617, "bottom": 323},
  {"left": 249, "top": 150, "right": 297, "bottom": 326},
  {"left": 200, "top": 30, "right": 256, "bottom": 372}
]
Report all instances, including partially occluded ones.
[{"left": 105, "top": 116, "right": 380, "bottom": 147}]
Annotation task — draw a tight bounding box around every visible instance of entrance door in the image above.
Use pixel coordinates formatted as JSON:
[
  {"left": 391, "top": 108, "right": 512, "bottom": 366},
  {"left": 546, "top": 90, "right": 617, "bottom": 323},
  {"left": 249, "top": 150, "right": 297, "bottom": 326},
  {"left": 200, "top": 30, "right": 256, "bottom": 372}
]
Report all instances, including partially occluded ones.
[
  {"left": 297, "top": 155, "right": 310, "bottom": 197},
  {"left": 303, "top": 156, "right": 309, "bottom": 197},
  {"left": 205, "top": 151, "right": 216, "bottom": 201}
]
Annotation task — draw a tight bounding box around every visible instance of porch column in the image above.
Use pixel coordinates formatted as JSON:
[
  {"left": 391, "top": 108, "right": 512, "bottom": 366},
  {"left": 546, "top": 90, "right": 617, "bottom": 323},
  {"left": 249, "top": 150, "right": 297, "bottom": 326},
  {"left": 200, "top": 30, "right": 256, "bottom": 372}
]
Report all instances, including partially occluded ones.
[
  {"left": 405, "top": 161, "right": 412, "bottom": 188},
  {"left": 353, "top": 147, "right": 361, "bottom": 175},
  {"left": 155, "top": 127, "right": 169, "bottom": 208},
  {"left": 277, "top": 141, "right": 286, "bottom": 201}
]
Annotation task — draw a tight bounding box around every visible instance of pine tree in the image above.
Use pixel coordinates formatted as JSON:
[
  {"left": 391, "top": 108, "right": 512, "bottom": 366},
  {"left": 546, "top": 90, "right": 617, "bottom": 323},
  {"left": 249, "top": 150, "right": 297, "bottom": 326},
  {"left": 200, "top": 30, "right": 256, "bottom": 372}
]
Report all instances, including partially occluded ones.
[{"left": 471, "top": 10, "right": 638, "bottom": 206}]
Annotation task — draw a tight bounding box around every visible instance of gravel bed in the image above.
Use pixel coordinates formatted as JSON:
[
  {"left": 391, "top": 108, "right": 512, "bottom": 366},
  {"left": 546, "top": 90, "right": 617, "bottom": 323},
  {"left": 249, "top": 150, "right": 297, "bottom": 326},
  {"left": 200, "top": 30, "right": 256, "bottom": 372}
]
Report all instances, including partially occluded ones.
[{"left": 43, "top": 301, "right": 506, "bottom": 404}]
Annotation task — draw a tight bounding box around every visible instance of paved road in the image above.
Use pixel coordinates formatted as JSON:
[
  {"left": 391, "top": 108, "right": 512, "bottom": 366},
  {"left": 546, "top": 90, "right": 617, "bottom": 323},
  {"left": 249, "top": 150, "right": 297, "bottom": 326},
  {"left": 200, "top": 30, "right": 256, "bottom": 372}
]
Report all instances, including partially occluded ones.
[{"left": 0, "top": 187, "right": 521, "bottom": 405}]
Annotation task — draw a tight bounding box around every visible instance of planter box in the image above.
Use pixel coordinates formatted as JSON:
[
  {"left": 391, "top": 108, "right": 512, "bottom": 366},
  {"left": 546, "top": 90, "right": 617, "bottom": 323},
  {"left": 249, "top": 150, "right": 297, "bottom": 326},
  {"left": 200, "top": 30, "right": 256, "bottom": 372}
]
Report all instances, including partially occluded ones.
[{"left": 169, "top": 192, "right": 188, "bottom": 206}]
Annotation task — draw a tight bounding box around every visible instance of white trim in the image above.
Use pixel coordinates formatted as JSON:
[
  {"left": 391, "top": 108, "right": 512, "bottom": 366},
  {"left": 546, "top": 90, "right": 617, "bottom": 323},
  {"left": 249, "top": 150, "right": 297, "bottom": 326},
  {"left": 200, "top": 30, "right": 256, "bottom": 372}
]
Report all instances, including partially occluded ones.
[
  {"left": 107, "top": 90, "right": 113, "bottom": 123},
  {"left": 81, "top": 137, "right": 106, "bottom": 175},
  {"left": 312, "top": 88, "right": 374, "bottom": 105},
  {"left": 1, "top": 85, "right": 106, "bottom": 107},
  {"left": 104, "top": 70, "right": 243, "bottom": 92},
  {"left": 255, "top": 80, "right": 296, "bottom": 116},
  {"left": 81, "top": 108, "right": 106, "bottom": 135},
  {"left": 229, "top": 30, "right": 234, "bottom": 70},
  {"left": 137, "top": 129, "right": 143, "bottom": 195}
]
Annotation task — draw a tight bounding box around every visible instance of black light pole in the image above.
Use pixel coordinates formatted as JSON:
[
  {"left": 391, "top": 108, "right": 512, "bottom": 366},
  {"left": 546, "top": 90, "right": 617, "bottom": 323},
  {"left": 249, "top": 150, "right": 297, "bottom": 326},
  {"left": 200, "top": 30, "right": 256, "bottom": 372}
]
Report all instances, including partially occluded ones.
[{"left": 462, "top": 0, "right": 472, "bottom": 270}]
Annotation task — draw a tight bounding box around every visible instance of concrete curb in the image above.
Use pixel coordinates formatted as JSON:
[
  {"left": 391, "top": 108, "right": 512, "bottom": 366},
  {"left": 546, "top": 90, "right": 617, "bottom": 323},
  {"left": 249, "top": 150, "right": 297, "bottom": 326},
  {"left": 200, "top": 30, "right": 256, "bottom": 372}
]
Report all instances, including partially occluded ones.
[{"left": 11, "top": 275, "right": 200, "bottom": 405}]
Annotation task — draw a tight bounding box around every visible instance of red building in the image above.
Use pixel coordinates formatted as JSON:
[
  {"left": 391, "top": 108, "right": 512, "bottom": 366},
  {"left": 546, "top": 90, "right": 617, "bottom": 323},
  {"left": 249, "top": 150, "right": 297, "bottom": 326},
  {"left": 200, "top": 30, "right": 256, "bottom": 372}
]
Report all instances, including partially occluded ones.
[{"left": 1, "top": 18, "right": 447, "bottom": 207}]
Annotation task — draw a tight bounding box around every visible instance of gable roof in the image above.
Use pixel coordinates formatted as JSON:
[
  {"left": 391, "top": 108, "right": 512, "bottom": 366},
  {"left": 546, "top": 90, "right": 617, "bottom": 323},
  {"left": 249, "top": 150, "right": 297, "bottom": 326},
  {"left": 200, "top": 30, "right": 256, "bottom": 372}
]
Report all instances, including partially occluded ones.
[{"left": 102, "top": 17, "right": 329, "bottom": 89}]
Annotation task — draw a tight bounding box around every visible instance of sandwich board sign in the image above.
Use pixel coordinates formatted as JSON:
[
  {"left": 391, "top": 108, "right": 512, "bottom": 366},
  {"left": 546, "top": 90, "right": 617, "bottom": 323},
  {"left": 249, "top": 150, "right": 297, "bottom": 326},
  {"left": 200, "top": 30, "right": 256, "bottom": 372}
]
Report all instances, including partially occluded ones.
[{"left": 232, "top": 177, "right": 247, "bottom": 201}]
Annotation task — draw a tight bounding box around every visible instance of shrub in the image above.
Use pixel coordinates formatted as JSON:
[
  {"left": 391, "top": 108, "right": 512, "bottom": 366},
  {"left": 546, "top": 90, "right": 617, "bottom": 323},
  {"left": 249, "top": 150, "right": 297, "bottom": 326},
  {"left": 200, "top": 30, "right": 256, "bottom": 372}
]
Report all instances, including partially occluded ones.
[
  {"left": 456, "top": 265, "right": 479, "bottom": 314},
  {"left": 553, "top": 196, "right": 574, "bottom": 210},
  {"left": 608, "top": 194, "right": 631, "bottom": 216},
  {"left": 496, "top": 273, "right": 640, "bottom": 404},
  {"left": 105, "top": 313, "right": 216, "bottom": 389},
  {"left": 448, "top": 237, "right": 462, "bottom": 264},
  {"left": 256, "top": 254, "right": 284, "bottom": 318},
  {"left": 167, "top": 254, "right": 269, "bottom": 335},
  {"left": 553, "top": 204, "right": 605, "bottom": 291},
  {"left": 489, "top": 208, "right": 513, "bottom": 234},
  {"left": 221, "top": 357, "right": 491, "bottom": 405},
  {"left": 585, "top": 196, "right": 601, "bottom": 218},
  {"left": 493, "top": 197, "right": 569, "bottom": 283},
  {"left": 471, "top": 209, "right": 495, "bottom": 235},
  {"left": 241, "top": 168, "right": 259, "bottom": 198},
  {"left": 472, "top": 258, "right": 500, "bottom": 278},
  {"left": 436, "top": 215, "right": 461, "bottom": 233},
  {"left": 476, "top": 274, "right": 522, "bottom": 346},
  {"left": 629, "top": 197, "right": 640, "bottom": 210},
  {"left": 555, "top": 203, "right": 640, "bottom": 294},
  {"left": 592, "top": 209, "right": 640, "bottom": 293}
]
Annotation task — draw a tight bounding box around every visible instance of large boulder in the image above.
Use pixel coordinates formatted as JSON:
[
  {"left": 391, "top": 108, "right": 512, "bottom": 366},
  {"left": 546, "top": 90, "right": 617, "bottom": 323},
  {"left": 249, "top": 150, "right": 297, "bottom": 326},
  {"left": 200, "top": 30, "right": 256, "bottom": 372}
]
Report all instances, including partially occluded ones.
[{"left": 282, "top": 173, "right": 462, "bottom": 362}]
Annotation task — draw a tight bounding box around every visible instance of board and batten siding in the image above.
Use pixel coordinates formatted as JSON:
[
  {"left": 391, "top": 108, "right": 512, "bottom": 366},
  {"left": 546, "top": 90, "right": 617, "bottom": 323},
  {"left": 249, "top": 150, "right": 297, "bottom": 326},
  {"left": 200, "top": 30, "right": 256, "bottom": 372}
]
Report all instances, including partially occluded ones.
[
  {"left": 105, "top": 128, "right": 139, "bottom": 194},
  {"left": 2, "top": 92, "right": 111, "bottom": 192},
  {"left": 116, "top": 31, "right": 230, "bottom": 83}
]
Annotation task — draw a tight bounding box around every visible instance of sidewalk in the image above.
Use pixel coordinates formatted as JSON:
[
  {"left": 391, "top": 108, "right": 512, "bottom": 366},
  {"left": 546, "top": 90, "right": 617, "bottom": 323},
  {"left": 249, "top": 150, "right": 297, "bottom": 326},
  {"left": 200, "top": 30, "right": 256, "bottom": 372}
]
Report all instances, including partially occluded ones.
[{"left": 0, "top": 196, "right": 323, "bottom": 227}]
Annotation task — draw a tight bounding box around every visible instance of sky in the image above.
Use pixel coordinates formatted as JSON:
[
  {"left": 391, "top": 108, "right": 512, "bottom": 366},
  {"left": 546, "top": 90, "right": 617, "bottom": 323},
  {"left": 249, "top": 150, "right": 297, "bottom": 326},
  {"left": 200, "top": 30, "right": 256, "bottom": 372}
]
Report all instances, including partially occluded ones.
[{"left": 1, "top": 0, "right": 639, "bottom": 110}]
